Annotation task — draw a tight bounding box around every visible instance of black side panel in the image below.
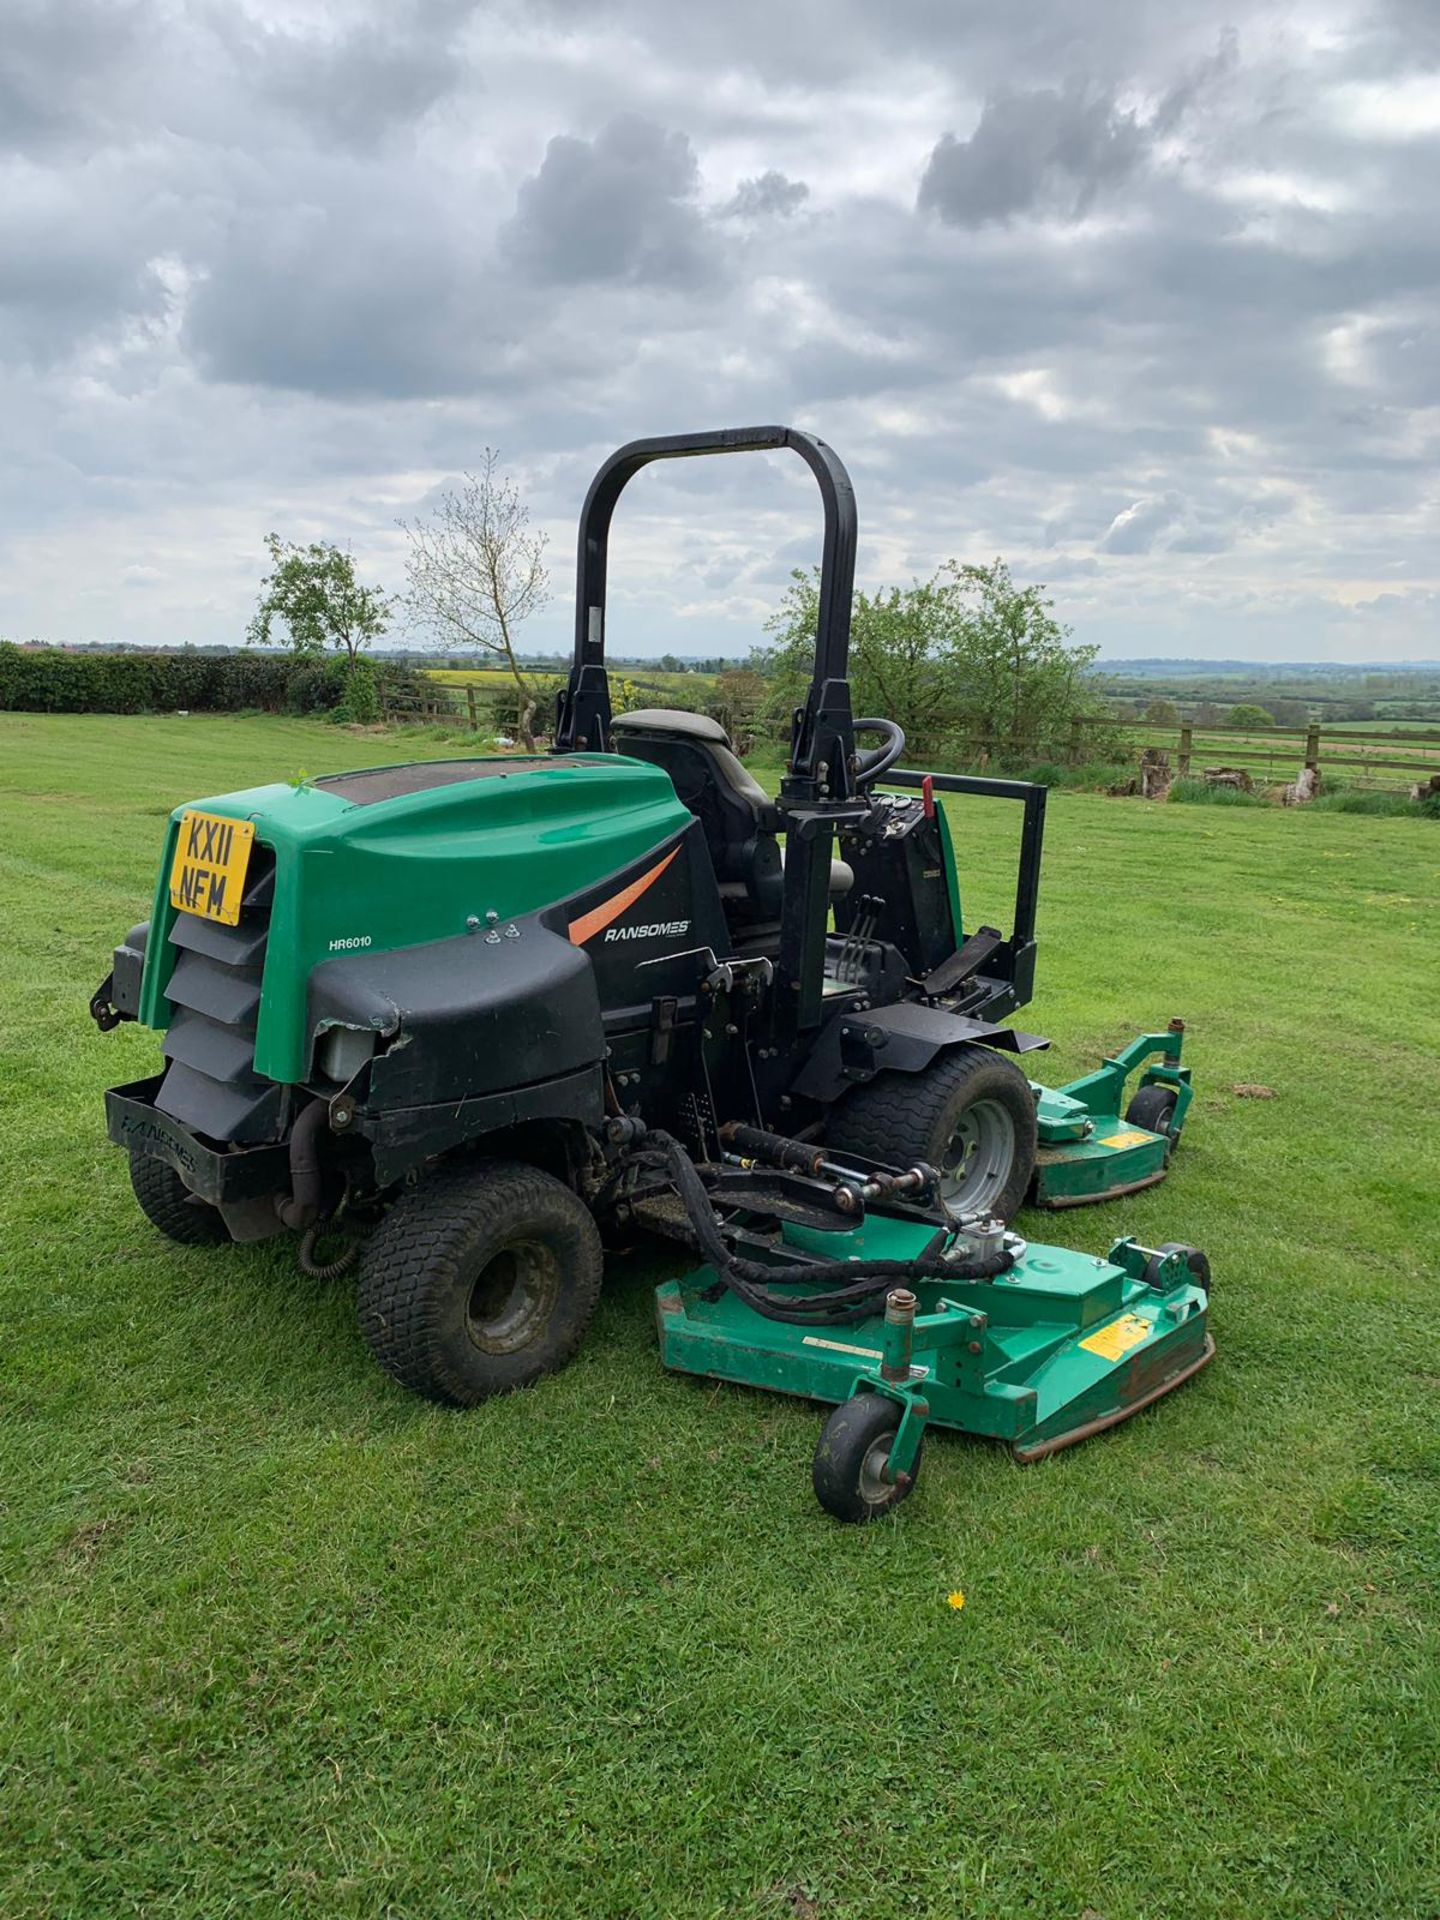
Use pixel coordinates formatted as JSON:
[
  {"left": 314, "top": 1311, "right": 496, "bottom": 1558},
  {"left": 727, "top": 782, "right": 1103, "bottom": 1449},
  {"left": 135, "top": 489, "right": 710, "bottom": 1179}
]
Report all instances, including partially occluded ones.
[
  {"left": 550, "top": 817, "right": 731, "bottom": 999},
  {"left": 833, "top": 797, "right": 955, "bottom": 974},
  {"left": 789, "top": 999, "right": 1049, "bottom": 1103},
  {"left": 358, "top": 1067, "right": 606, "bottom": 1189},
  {"left": 111, "top": 922, "right": 150, "bottom": 1019},
  {"left": 308, "top": 918, "right": 605, "bottom": 1107},
  {"left": 107, "top": 1077, "right": 291, "bottom": 1202}
]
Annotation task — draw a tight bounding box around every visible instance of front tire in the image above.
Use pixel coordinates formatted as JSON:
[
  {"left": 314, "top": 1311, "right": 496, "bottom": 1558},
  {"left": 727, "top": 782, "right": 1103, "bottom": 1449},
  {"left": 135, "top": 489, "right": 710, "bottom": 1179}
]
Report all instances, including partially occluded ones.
[
  {"left": 129, "top": 1152, "right": 229, "bottom": 1245},
  {"left": 356, "top": 1159, "right": 604, "bottom": 1407},
  {"left": 813, "top": 1394, "right": 921, "bottom": 1523},
  {"left": 825, "top": 1044, "right": 1037, "bottom": 1223}
]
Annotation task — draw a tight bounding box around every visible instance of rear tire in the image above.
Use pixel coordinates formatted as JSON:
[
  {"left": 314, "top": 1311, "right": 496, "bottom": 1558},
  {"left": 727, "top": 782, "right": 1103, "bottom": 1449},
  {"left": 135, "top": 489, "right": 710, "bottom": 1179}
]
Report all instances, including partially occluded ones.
[
  {"left": 356, "top": 1158, "right": 604, "bottom": 1407},
  {"left": 825, "top": 1043, "right": 1037, "bottom": 1223},
  {"left": 129, "top": 1152, "right": 229, "bottom": 1245}
]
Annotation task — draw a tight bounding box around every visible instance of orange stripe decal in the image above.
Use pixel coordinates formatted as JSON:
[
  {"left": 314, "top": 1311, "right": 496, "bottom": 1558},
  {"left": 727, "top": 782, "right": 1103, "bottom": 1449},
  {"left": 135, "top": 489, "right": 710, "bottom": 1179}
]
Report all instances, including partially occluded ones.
[{"left": 567, "top": 846, "right": 681, "bottom": 946}]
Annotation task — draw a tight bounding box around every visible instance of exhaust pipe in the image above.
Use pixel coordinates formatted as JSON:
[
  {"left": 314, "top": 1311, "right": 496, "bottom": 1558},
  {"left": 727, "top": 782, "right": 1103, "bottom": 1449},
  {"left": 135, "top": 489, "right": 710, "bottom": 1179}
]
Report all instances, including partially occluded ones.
[{"left": 275, "top": 1098, "right": 328, "bottom": 1230}]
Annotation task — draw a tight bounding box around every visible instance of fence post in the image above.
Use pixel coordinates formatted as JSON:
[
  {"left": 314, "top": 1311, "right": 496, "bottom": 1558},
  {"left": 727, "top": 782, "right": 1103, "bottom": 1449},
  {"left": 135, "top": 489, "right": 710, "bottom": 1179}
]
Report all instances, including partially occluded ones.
[
  {"left": 466, "top": 684, "right": 478, "bottom": 731},
  {"left": 1305, "top": 722, "right": 1320, "bottom": 768},
  {"left": 1178, "top": 725, "right": 1192, "bottom": 776},
  {"left": 1068, "top": 715, "right": 1083, "bottom": 766}
]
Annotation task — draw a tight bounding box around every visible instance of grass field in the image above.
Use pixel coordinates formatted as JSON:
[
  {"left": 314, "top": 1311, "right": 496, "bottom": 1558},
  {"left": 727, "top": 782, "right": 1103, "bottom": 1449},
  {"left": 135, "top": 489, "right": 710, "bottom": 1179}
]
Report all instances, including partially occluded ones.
[{"left": 3, "top": 711, "right": 1438, "bottom": 1920}]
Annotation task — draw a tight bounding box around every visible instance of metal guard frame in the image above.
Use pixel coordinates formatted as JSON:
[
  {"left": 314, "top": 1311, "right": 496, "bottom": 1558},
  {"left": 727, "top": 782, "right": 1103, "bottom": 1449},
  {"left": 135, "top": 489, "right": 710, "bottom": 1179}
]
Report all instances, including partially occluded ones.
[{"left": 553, "top": 425, "right": 858, "bottom": 799}]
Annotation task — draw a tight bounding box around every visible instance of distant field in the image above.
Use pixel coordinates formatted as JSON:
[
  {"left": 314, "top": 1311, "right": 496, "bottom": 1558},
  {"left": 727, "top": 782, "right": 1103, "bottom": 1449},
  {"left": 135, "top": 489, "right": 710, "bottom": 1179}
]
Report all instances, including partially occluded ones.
[
  {"left": 2, "top": 709, "right": 1438, "bottom": 1919},
  {"left": 427, "top": 666, "right": 716, "bottom": 697}
]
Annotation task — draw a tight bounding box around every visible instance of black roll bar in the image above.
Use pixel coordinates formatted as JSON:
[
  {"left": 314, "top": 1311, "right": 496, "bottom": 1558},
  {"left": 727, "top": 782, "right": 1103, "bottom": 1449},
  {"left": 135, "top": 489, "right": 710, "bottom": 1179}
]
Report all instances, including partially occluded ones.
[{"left": 554, "top": 426, "right": 858, "bottom": 782}]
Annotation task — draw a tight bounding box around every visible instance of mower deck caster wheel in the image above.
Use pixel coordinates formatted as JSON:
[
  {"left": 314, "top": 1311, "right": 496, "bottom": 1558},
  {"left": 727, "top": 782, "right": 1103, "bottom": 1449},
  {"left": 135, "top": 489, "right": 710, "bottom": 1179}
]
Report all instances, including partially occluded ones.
[
  {"left": 1125, "top": 1085, "right": 1179, "bottom": 1157},
  {"left": 1144, "top": 1241, "right": 1211, "bottom": 1296},
  {"left": 813, "top": 1394, "right": 921, "bottom": 1523},
  {"left": 128, "top": 1152, "right": 229, "bottom": 1245}
]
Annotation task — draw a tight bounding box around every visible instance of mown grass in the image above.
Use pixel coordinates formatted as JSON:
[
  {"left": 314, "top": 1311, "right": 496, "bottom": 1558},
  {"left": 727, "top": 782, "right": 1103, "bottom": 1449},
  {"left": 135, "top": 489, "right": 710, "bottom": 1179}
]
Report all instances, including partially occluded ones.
[{"left": 2, "top": 711, "right": 1438, "bottom": 1920}]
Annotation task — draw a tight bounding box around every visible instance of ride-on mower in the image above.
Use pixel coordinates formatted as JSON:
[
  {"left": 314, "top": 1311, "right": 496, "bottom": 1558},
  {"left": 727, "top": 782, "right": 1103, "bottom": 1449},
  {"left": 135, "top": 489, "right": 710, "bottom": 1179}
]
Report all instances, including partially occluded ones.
[{"left": 93, "top": 426, "right": 1211, "bottom": 1520}]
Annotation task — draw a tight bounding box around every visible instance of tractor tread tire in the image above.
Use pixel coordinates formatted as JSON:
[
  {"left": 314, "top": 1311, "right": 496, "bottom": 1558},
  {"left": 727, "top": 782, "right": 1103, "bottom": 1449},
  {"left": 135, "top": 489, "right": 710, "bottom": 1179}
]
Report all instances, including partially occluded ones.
[
  {"left": 825, "top": 1043, "right": 1037, "bottom": 1224},
  {"left": 356, "top": 1158, "right": 603, "bottom": 1408},
  {"left": 129, "top": 1152, "right": 230, "bottom": 1245}
]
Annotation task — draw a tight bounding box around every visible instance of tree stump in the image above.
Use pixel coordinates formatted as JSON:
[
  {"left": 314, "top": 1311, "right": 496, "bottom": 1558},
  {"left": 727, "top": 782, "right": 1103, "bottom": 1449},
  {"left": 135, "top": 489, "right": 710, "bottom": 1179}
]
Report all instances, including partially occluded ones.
[
  {"left": 1140, "top": 746, "right": 1172, "bottom": 800},
  {"left": 1409, "top": 772, "right": 1440, "bottom": 803},
  {"left": 1281, "top": 763, "right": 1320, "bottom": 806},
  {"left": 1204, "top": 766, "right": 1253, "bottom": 791}
]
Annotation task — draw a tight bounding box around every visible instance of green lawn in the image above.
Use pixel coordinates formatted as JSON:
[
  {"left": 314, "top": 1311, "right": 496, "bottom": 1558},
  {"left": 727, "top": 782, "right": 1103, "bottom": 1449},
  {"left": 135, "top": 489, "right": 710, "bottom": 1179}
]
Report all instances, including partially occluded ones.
[{"left": 2, "top": 712, "right": 1438, "bottom": 1920}]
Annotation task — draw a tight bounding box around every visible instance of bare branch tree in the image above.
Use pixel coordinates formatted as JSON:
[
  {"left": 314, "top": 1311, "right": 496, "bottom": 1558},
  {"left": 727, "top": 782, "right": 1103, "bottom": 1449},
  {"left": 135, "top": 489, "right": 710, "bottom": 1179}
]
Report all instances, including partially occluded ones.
[{"left": 398, "top": 451, "right": 550, "bottom": 750}]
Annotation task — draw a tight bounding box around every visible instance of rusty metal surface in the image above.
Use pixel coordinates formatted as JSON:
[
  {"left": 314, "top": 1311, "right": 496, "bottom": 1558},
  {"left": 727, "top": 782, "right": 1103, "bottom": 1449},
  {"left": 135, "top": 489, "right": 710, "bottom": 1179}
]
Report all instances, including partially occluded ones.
[{"left": 1009, "top": 1334, "right": 1216, "bottom": 1462}]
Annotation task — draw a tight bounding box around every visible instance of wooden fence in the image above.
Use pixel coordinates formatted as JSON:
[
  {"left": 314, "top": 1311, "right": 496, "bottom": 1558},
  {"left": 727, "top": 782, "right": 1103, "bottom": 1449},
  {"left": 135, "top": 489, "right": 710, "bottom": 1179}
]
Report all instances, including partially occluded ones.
[
  {"left": 1072, "top": 716, "right": 1440, "bottom": 790},
  {"left": 377, "top": 681, "right": 1440, "bottom": 792}
]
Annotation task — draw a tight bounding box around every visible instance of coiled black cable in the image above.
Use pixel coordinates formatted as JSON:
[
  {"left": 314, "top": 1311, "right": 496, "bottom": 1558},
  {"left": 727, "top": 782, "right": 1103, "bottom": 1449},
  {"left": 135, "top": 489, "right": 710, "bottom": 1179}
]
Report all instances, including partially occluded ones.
[{"left": 637, "top": 1130, "right": 1013, "bottom": 1325}]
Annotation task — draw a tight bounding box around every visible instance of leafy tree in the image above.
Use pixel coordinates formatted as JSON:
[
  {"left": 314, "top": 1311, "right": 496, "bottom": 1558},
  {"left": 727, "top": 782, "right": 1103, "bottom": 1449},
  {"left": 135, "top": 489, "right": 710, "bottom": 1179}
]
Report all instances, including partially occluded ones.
[
  {"left": 1227, "top": 702, "right": 1275, "bottom": 728},
  {"left": 1144, "top": 697, "right": 1180, "bottom": 726},
  {"left": 247, "top": 535, "right": 390, "bottom": 665},
  {"left": 399, "top": 451, "right": 549, "bottom": 751},
  {"left": 758, "top": 559, "right": 1105, "bottom": 763}
]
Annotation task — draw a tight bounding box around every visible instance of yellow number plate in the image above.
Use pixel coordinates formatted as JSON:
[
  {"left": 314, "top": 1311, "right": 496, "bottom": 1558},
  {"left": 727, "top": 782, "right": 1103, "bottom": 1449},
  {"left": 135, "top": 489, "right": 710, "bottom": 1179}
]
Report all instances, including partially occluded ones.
[{"left": 169, "top": 811, "right": 255, "bottom": 926}]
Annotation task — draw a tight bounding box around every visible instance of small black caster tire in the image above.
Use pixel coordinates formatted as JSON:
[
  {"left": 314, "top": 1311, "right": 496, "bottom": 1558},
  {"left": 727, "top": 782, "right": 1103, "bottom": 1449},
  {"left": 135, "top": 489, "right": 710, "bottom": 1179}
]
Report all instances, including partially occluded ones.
[
  {"left": 812, "top": 1394, "right": 921, "bottom": 1523},
  {"left": 1126, "top": 1084, "right": 1180, "bottom": 1157},
  {"left": 1143, "top": 1241, "right": 1211, "bottom": 1296},
  {"left": 129, "top": 1152, "right": 230, "bottom": 1245},
  {"left": 357, "top": 1158, "right": 604, "bottom": 1407}
]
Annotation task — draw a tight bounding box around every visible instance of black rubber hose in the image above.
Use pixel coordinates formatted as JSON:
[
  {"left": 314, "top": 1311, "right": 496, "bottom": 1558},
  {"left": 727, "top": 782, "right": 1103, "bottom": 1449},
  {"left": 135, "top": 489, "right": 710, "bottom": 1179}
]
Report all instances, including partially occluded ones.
[
  {"left": 638, "top": 1131, "right": 1012, "bottom": 1325},
  {"left": 276, "top": 1098, "right": 328, "bottom": 1230}
]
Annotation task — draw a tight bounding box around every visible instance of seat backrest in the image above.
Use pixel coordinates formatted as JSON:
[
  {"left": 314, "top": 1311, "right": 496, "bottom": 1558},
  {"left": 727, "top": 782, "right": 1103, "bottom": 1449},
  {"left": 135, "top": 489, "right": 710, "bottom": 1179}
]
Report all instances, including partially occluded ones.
[{"left": 610, "top": 710, "right": 780, "bottom": 895}]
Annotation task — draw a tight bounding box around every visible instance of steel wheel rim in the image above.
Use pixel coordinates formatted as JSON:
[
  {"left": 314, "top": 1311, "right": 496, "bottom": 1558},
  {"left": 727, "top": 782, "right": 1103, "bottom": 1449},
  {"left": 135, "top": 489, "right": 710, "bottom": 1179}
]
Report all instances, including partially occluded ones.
[
  {"left": 465, "top": 1241, "right": 561, "bottom": 1354},
  {"left": 940, "top": 1097, "right": 1016, "bottom": 1216},
  {"left": 857, "top": 1435, "right": 896, "bottom": 1508}
]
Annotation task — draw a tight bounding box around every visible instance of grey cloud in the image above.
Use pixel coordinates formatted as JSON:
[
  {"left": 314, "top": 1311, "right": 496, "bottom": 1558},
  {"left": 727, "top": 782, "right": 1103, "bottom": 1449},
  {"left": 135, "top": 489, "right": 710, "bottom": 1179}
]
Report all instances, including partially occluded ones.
[
  {"left": 722, "top": 171, "right": 809, "bottom": 218},
  {"left": 2, "top": 0, "right": 1438, "bottom": 661},
  {"left": 501, "top": 115, "right": 712, "bottom": 287},
  {"left": 918, "top": 86, "right": 1150, "bottom": 226},
  {"left": 219, "top": 5, "right": 473, "bottom": 152},
  {"left": 0, "top": 0, "right": 147, "bottom": 153}
]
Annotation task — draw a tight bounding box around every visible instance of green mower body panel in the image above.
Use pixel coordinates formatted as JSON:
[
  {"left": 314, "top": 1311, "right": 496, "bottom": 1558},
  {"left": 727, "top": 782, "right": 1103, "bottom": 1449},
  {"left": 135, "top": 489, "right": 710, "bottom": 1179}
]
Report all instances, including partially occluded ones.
[
  {"left": 135, "top": 754, "right": 691, "bottom": 1083},
  {"left": 657, "top": 1212, "right": 1212, "bottom": 1462},
  {"left": 1030, "top": 1029, "right": 1194, "bottom": 1207}
]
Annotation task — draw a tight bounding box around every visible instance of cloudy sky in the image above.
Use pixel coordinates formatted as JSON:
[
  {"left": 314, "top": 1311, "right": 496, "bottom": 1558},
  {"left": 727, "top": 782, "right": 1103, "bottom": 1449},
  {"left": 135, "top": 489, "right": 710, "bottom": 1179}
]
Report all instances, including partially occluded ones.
[{"left": 3, "top": 0, "right": 1438, "bottom": 662}]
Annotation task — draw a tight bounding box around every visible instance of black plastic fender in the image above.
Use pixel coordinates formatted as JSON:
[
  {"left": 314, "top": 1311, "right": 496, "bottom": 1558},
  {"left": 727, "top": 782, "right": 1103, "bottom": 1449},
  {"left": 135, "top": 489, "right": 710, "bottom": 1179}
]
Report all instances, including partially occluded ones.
[
  {"left": 789, "top": 999, "right": 1049, "bottom": 1104},
  {"left": 307, "top": 914, "right": 605, "bottom": 1106}
]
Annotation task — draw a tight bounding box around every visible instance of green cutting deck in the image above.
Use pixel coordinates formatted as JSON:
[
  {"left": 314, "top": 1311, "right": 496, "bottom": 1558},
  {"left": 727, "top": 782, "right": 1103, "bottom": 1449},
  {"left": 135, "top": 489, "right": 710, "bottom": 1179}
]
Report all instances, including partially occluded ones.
[{"left": 657, "top": 1212, "right": 1212, "bottom": 1466}]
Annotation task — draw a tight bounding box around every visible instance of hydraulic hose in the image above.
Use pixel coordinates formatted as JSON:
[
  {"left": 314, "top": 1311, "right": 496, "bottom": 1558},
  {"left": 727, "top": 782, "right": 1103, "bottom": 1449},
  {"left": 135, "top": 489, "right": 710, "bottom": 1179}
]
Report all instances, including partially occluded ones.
[{"left": 637, "top": 1130, "right": 1013, "bottom": 1326}]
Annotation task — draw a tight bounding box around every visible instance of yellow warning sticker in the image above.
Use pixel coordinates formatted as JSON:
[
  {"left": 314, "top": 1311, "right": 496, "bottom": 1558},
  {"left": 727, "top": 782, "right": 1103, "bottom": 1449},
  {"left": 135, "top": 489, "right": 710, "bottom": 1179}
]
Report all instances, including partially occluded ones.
[
  {"left": 1079, "top": 1313, "right": 1152, "bottom": 1361},
  {"left": 1098, "top": 1128, "right": 1155, "bottom": 1150}
]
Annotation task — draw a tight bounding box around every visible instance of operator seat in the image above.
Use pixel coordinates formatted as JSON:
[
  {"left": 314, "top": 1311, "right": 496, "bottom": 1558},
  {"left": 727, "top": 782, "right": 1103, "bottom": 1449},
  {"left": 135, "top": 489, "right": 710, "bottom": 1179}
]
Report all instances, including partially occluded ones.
[{"left": 609, "top": 709, "right": 853, "bottom": 930}]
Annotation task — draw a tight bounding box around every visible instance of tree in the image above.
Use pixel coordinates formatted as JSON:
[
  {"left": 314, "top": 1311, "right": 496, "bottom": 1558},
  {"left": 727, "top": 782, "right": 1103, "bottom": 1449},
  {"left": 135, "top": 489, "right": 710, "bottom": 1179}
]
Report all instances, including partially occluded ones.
[
  {"left": 246, "top": 535, "right": 390, "bottom": 665},
  {"left": 1227, "top": 702, "right": 1275, "bottom": 728},
  {"left": 399, "top": 451, "right": 549, "bottom": 751},
  {"left": 758, "top": 559, "right": 1105, "bottom": 763},
  {"left": 1144, "top": 697, "right": 1180, "bottom": 726}
]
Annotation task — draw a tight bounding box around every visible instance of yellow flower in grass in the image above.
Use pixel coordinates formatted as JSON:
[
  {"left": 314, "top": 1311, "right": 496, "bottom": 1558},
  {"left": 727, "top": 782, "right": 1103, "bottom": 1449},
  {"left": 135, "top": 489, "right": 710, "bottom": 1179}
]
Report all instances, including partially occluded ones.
[{"left": 947, "top": 1590, "right": 966, "bottom": 1610}]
